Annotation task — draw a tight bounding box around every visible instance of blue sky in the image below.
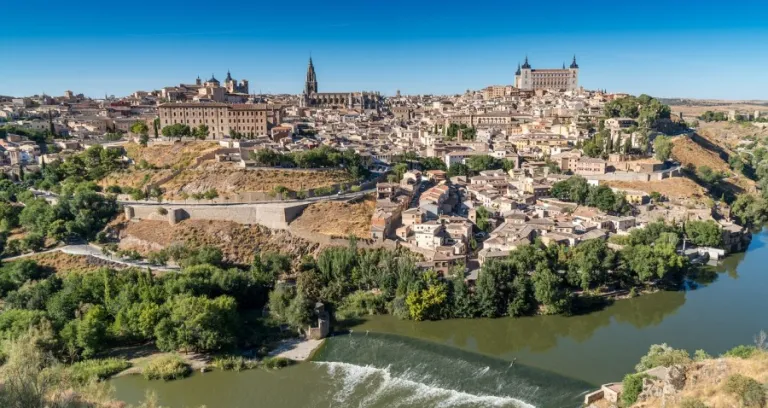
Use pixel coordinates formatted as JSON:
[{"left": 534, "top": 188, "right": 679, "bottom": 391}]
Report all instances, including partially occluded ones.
[{"left": 2, "top": 0, "right": 768, "bottom": 99}]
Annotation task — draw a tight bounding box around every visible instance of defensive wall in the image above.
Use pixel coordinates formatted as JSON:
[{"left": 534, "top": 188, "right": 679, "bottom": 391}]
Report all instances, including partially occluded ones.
[{"left": 124, "top": 202, "right": 310, "bottom": 230}]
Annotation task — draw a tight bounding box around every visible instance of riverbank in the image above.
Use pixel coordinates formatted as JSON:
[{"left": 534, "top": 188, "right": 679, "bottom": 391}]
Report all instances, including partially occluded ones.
[
  {"left": 268, "top": 338, "right": 325, "bottom": 361},
  {"left": 108, "top": 337, "right": 325, "bottom": 379}
]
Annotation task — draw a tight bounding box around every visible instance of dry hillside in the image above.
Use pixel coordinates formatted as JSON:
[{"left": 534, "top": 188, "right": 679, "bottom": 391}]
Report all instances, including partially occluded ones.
[
  {"left": 632, "top": 353, "right": 768, "bottom": 408},
  {"left": 162, "top": 164, "right": 353, "bottom": 199},
  {"left": 124, "top": 141, "right": 219, "bottom": 169},
  {"left": 290, "top": 195, "right": 375, "bottom": 239},
  {"left": 671, "top": 134, "right": 756, "bottom": 194},
  {"left": 101, "top": 142, "right": 354, "bottom": 199},
  {"left": 605, "top": 178, "right": 707, "bottom": 201},
  {"left": 117, "top": 219, "right": 320, "bottom": 265},
  {"left": 13, "top": 252, "right": 125, "bottom": 274}
]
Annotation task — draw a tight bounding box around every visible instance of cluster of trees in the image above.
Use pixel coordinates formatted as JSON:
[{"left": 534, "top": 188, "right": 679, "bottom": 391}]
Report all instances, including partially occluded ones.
[
  {"left": 683, "top": 220, "right": 722, "bottom": 247},
  {"left": 604, "top": 94, "right": 672, "bottom": 127},
  {"left": 445, "top": 155, "right": 516, "bottom": 178},
  {"left": 160, "top": 123, "right": 209, "bottom": 140},
  {"left": 0, "top": 148, "right": 124, "bottom": 254},
  {"left": 550, "top": 176, "right": 631, "bottom": 214},
  {"left": 250, "top": 146, "right": 369, "bottom": 180},
  {"left": 699, "top": 111, "right": 729, "bottom": 122},
  {"left": 271, "top": 223, "right": 691, "bottom": 325},
  {"left": 0, "top": 248, "right": 294, "bottom": 362},
  {"left": 0, "top": 124, "right": 50, "bottom": 146},
  {"left": 445, "top": 124, "right": 476, "bottom": 141}
]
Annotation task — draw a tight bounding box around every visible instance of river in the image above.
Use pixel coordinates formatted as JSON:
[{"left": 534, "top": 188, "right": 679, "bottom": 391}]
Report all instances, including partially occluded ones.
[{"left": 112, "top": 230, "right": 768, "bottom": 408}]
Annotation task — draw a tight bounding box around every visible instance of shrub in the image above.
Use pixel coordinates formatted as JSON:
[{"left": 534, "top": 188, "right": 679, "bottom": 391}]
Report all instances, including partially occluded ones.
[
  {"left": 203, "top": 189, "right": 219, "bottom": 200},
  {"left": 211, "top": 355, "right": 258, "bottom": 372},
  {"left": 105, "top": 185, "right": 122, "bottom": 194},
  {"left": 679, "top": 397, "right": 709, "bottom": 408},
  {"left": 723, "top": 374, "right": 765, "bottom": 407},
  {"left": 143, "top": 355, "right": 191, "bottom": 381},
  {"left": 621, "top": 373, "right": 648, "bottom": 406},
  {"left": 262, "top": 356, "right": 293, "bottom": 370},
  {"left": 723, "top": 345, "right": 758, "bottom": 359},
  {"left": 335, "top": 291, "right": 387, "bottom": 320},
  {"left": 350, "top": 185, "right": 361, "bottom": 192},
  {"left": 295, "top": 190, "right": 307, "bottom": 199},
  {"left": 146, "top": 250, "right": 169, "bottom": 266},
  {"left": 156, "top": 207, "right": 168, "bottom": 216},
  {"left": 635, "top": 343, "right": 691, "bottom": 372},
  {"left": 94, "top": 231, "right": 109, "bottom": 244},
  {"left": 694, "top": 349, "right": 712, "bottom": 361},
  {"left": 71, "top": 358, "right": 131, "bottom": 383},
  {"left": 313, "top": 187, "right": 333, "bottom": 196}
]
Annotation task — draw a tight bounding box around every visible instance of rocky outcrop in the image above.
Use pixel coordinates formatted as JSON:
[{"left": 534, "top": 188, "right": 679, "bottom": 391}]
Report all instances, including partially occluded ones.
[{"left": 637, "top": 365, "right": 687, "bottom": 402}]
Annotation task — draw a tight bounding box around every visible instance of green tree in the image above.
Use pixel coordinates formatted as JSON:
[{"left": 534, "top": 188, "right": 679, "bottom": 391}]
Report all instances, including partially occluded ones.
[
  {"left": 684, "top": 220, "right": 722, "bottom": 247},
  {"left": 634, "top": 343, "right": 691, "bottom": 372},
  {"left": 405, "top": 271, "right": 448, "bottom": 321},
  {"left": 130, "top": 121, "right": 149, "bottom": 136},
  {"left": 194, "top": 124, "right": 209, "bottom": 140},
  {"left": 653, "top": 135, "right": 673, "bottom": 161}
]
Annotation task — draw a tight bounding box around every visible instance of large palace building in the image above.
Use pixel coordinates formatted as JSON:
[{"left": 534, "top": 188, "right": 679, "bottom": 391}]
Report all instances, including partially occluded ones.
[
  {"left": 300, "top": 58, "right": 383, "bottom": 110},
  {"left": 514, "top": 56, "right": 579, "bottom": 91},
  {"left": 158, "top": 102, "right": 281, "bottom": 139}
]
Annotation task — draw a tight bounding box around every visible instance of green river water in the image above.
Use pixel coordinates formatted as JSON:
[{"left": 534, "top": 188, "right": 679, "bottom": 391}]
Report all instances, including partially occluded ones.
[{"left": 112, "top": 230, "right": 768, "bottom": 408}]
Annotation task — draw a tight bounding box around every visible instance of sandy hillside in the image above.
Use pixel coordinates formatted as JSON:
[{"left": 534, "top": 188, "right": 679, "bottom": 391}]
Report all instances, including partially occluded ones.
[
  {"left": 633, "top": 352, "right": 768, "bottom": 408},
  {"left": 124, "top": 141, "right": 220, "bottom": 169},
  {"left": 162, "top": 164, "right": 353, "bottom": 198},
  {"left": 117, "top": 219, "right": 320, "bottom": 265},
  {"left": 605, "top": 178, "right": 707, "bottom": 201},
  {"left": 12, "top": 252, "right": 125, "bottom": 274},
  {"left": 290, "top": 195, "right": 375, "bottom": 239}
]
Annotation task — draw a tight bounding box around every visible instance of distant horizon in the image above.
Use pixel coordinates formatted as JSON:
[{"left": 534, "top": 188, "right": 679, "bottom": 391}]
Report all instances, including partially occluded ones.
[{"left": 4, "top": 0, "right": 768, "bottom": 100}]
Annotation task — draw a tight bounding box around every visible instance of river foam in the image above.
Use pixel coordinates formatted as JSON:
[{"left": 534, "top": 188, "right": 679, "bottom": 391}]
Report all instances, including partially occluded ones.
[{"left": 316, "top": 361, "right": 536, "bottom": 408}]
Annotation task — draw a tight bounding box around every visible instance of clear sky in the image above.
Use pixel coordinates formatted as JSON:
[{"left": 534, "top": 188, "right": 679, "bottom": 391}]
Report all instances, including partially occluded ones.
[{"left": 3, "top": 0, "right": 768, "bottom": 99}]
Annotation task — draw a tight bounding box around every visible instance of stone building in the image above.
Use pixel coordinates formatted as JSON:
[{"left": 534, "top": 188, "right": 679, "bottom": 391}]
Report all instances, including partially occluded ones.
[
  {"left": 514, "top": 56, "right": 579, "bottom": 91},
  {"left": 300, "top": 57, "right": 383, "bottom": 109},
  {"left": 158, "top": 102, "right": 281, "bottom": 139}
]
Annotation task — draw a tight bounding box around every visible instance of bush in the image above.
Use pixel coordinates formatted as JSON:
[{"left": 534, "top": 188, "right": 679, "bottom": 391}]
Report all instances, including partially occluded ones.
[
  {"left": 723, "top": 345, "right": 758, "bottom": 359},
  {"left": 203, "top": 189, "right": 219, "bottom": 200},
  {"left": 146, "top": 250, "right": 169, "bottom": 266},
  {"left": 71, "top": 358, "right": 131, "bottom": 383},
  {"left": 723, "top": 374, "right": 765, "bottom": 407},
  {"left": 105, "top": 185, "right": 122, "bottom": 194},
  {"left": 350, "top": 185, "right": 361, "bottom": 192},
  {"left": 679, "top": 397, "right": 709, "bottom": 408},
  {"left": 694, "top": 349, "right": 712, "bottom": 361},
  {"left": 143, "top": 355, "right": 192, "bottom": 381},
  {"left": 157, "top": 207, "right": 168, "bottom": 216},
  {"left": 635, "top": 343, "right": 691, "bottom": 372},
  {"left": 211, "top": 355, "right": 258, "bottom": 372},
  {"left": 95, "top": 231, "right": 109, "bottom": 244},
  {"left": 621, "top": 373, "right": 648, "bottom": 406},
  {"left": 335, "top": 291, "right": 387, "bottom": 320},
  {"left": 313, "top": 187, "right": 333, "bottom": 196},
  {"left": 262, "top": 356, "right": 293, "bottom": 370}
]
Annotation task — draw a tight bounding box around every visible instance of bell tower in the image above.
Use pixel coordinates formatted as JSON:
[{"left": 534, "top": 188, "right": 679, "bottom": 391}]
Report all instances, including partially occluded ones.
[{"left": 304, "top": 57, "right": 318, "bottom": 95}]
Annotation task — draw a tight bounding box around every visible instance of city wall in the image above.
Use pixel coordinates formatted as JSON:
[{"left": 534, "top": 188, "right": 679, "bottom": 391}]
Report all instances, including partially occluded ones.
[{"left": 124, "top": 202, "right": 310, "bottom": 230}]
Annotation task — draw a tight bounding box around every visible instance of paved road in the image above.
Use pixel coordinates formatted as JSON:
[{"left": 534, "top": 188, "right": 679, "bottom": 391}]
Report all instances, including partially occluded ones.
[{"left": 3, "top": 244, "right": 180, "bottom": 272}]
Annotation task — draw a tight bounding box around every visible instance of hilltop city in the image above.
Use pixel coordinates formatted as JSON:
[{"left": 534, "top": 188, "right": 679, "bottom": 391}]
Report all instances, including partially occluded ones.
[{"left": 2, "top": 54, "right": 768, "bottom": 407}]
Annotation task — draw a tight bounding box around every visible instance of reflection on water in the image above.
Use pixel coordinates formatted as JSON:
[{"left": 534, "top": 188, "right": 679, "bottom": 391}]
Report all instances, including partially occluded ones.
[{"left": 112, "top": 230, "right": 768, "bottom": 407}]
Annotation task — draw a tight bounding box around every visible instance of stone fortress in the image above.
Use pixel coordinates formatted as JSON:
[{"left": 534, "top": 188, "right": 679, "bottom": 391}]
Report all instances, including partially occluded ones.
[{"left": 514, "top": 55, "right": 580, "bottom": 91}]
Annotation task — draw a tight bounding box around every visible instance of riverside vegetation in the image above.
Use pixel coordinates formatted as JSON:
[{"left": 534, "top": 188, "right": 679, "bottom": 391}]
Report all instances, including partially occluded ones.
[{"left": 619, "top": 336, "right": 768, "bottom": 407}]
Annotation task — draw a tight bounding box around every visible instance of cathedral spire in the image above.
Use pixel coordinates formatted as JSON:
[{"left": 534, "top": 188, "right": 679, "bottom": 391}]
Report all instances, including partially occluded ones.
[{"left": 305, "top": 56, "right": 318, "bottom": 95}]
